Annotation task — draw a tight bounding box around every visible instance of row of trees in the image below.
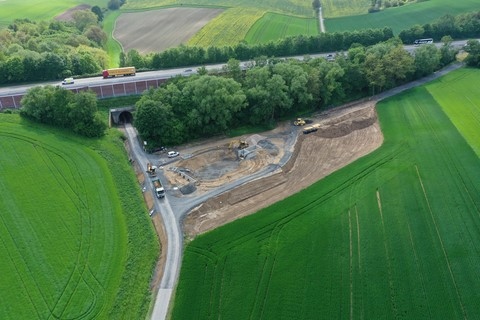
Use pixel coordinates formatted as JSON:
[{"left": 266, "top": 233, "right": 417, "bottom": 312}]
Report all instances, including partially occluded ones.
[
  {"left": 20, "top": 86, "right": 107, "bottom": 137},
  {"left": 0, "top": 13, "right": 108, "bottom": 84},
  {"left": 399, "top": 11, "right": 480, "bottom": 44},
  {"left": 121, "top": 28, "right": 394, "bottom": 70},
  {"left": 134, "top": 39, "right": 457, "bottom": 147}
]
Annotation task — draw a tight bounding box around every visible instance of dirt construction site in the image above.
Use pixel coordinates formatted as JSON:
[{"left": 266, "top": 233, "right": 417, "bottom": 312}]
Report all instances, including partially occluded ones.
[{"left": 153, "top": 100, "right": 383, "bottom": 239}]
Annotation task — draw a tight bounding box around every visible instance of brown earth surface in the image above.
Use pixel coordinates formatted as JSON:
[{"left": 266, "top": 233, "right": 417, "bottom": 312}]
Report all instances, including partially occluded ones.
[
  {"left": 113, "top": 8, "right": 224, "bottom": 54},
  {"left": 55, "top": 4, "right": 91, "bottom": 21},
  {"left": 172, "top": 100, "right": 383, "bottom": 238}
]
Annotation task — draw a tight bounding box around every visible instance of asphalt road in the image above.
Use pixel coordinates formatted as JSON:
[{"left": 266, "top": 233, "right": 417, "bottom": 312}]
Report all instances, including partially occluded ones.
[{"left": 0, "top": 39, "right": 472, "bottom": 99}]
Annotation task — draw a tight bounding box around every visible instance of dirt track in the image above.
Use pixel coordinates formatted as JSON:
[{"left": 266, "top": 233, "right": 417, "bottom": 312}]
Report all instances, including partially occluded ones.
[{"left": 178, "top": 101, "right": 383, "bottom": 238}]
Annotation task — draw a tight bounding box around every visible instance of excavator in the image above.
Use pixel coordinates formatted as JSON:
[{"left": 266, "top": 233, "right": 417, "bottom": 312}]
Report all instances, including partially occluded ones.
[
  {"left": 228, "top": 140, "right": 249, "bottom": 150},
  {"left": 293, "top": 118, "right": 306, "bottom": 126}
]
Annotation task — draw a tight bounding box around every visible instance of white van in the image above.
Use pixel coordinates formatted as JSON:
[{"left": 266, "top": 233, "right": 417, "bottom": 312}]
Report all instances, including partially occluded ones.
[{"left": 62, "top": 77, "right": 74, "bottom": 85}]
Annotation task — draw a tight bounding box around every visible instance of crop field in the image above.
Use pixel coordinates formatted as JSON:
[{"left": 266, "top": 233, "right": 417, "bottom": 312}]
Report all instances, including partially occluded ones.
[
  {"left": 425, "top": 68, "right": 480, "bottom": 157},
  {"left": 0, "top": 0, "right": 106, "bottom": 27},
  {"left": 187, "top": 7, "right": 262, "bottom": 48},
  {"left": 0, "top": 115, "right": 158, "bottom": 319},
  {"left": 115, "top": 7, "right": 224, "bottom": 53},
  {"left": 245, "top": 13, "right": 318, "bottom": 45},
  {"left": 123, "top": 0, "right": 313, "bottom": 17},
  {"left": 325, "top": 0, "right": 480, "bottom": 34},
  {"left": 321, "top": 0, "right": 371, "bottom": 18},
  {"left": 172, "top": 70, "right": 480, "bottom": 319}
]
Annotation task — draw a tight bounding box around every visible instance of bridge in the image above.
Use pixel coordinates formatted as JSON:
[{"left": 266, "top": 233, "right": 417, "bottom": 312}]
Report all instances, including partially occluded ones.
[{"left": 0, "top": 77, "right": 168, "bottom": 110}]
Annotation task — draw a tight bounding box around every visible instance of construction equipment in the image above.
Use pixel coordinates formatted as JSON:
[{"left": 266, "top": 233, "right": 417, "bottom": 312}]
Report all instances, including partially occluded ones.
[
  {"left": 229, "top": 140, "right": 249, "bottom": 150},
  {"left": 294, "top": 118, "right": 306, "bottom": 126},
  {"left": 146, "top": 162, "right": 157, "bottom": 176}
]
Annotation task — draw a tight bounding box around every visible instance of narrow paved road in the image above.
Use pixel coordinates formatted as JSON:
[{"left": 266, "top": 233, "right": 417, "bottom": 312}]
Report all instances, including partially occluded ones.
[{"left": 318, "top": 7, "right": 326, "bottom": 33}]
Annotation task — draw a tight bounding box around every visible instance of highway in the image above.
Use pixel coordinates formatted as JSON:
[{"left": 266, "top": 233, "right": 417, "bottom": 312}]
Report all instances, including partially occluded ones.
[{"left": 0, "top": 39, "right": 470, "bottom": 99}]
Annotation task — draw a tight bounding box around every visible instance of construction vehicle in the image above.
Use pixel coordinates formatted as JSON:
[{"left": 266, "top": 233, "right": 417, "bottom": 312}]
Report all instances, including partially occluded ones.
[
  {"left": 229, "top": 140, "right": 249, "bottom": 150},
  {"left": 146, "top": 163, "right": 157, "bottom": 176},
  {"left": 294, "top": 118, "right": 306, "bottom": 126},
  {"left": 152, "top": 179, "right": 165, "bottom": 198},
  {"left": 102, "top": 67, "right": 136, "bottom": 78},
  {"left": 303, "top": 123, "right": 320, "bottom": 134}
]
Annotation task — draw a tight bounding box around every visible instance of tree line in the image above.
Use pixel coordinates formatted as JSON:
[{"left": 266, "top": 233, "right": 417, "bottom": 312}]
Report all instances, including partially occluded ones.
[
  {"left": 122, "top": 28, "right": 394, "bottom": 70},
  {"left": 399, "top": 11, "right": 480, "bottom": 44},
  {"left": 134, "top": 38, "right": 457, "bottom": 149},
  {"left": 21, "top": 86, "right": 107, "bottom": 137}
]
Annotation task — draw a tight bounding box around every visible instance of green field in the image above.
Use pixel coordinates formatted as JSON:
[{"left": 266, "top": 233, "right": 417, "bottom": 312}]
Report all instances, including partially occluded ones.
[
  {"left": 322, "top": 0, "right": 371, "bottom": 18},
  {"left": 425, "top": 68, "right": 480, "bottom": 157},
  {"left": 0, "top": 0, "right": 107, "bottom": 27},
  {"left": 172, "top": 68, "right": 480, "bottom": 319},
  {"left": 245, "top": 13, "right": 318, "bottom": 45},
  {"left": 0, "top": 115, "right": 158, "bottom": 319},
  {"left": 325, "top": 0, "right": 480, "bottom": 34}
]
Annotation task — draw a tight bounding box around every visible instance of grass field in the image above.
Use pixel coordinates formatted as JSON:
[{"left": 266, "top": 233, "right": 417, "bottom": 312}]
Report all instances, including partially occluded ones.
[
  {"left": 0, "top": 115, "right": 158, "bottom": 319},
  {"left": 0, "top": 0, "right": 107, "bottom": 27},
  {"left": 322, "top": 0, "right": 371, "bottom": 18},
  {"left": 325, "top": 0, "right": 480, "bottom": 34},
  {"left": 425, "top": 68, "right": 480, "bottom": 157},
  {"left": 172, "top": 68, "right": 480, "bottom": 319},
  {"left": 245, "top": 13, "right": 318, "bottom": 45}
]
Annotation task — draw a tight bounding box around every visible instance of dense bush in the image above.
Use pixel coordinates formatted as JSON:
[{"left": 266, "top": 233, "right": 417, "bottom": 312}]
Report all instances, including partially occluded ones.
[{"left": 20, "top": 86, "right": 107, "bottom": 137}]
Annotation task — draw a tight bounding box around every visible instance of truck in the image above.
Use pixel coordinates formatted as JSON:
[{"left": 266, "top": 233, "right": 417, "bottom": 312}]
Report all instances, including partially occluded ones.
[
  {"left": 152, "top": 179, "right": 165, "bottom": 198},
  {"left": 102, "top": 67, "right": 136, "bottom": 78}
]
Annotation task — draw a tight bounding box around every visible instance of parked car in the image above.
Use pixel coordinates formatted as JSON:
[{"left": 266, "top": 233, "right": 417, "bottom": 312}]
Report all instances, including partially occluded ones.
[{"left": 167, "top": 151, "right": 179, "bottom": 158}]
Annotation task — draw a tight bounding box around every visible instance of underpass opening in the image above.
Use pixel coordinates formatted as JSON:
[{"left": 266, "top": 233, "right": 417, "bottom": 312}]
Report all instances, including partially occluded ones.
[{"left": 119, "top": 111, "right": 133, "bottom": 124}]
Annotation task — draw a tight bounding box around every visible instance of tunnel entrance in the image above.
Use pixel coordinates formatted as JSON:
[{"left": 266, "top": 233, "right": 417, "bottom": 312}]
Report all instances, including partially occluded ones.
[{"left": 119, "top": 111, "right": 133, "bottom": 124}]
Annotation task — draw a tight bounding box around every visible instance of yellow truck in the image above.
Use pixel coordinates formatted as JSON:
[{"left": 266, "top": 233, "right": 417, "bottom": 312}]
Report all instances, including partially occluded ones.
[{"left": 102, "top": 67, "right": 136, "bottom": 78}]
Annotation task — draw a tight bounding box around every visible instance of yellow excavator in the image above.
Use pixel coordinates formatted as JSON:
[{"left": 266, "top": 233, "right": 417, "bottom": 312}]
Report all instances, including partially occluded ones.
[
  {"left": 229, "top": 140, "right": 249, "bottom": 150},
  {"left": 294, "top": 118, "right": 306, "bottom": 126}
]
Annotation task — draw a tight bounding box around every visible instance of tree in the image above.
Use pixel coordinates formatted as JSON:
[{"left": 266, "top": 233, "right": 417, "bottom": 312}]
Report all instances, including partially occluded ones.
[
  {"left": 312, "top": 0, "right": 321, "bottom": 11},
  {"left": 414, "top": 44, "right": 441, "bottom": 77},
  {"left": 223, "top": 58, "right": 242, "bottom": 83},
  {"left": 84, "top": 25, "right": 107, "bottom": 46},
  {"left": 464, "top": 39, "right": 480, "bottom": 67},
  {"left": 72, "top": 10, "right": 98, "bottom": 32},
  {"left": 272, "top": 62, "right": 312, "bottom": 108},
  {"left": 135, "top": 97, "right": 185, "bottom": 146},
  {"left": 91, "top": 6, "right": 104, "bottom": 21},
  {"left": 182, "top": 76, "right": 247, "bottom": 135},
  {"left": 439, "top": 35, "right": 457, "bottom": 66}
]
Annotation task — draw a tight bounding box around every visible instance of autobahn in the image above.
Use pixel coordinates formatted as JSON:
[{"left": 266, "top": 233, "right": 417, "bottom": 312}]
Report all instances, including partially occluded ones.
[{"left": 0, "top": 39, "right": 470, "bottom": 108}]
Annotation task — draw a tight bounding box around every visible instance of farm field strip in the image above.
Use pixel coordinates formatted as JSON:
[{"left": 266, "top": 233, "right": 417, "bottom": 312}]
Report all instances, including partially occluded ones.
[
  {"left": 325, "top": 0, "right": 480, "bottom": 33},
  {"left": 188, "top": 7, "right": 265, "bottom": 47},
  {"left": 245, "top": 13, "right": 318, "bottom": 44},
  {"left": 321, "top": 0, "right": 371, "bottom": 18},
  {"left": 172, "top": 69, "right": 480, "bottom": 319},
  {"left": 424, "top": 68, "right": 480, "bottom": 157},
  {"left": 124, "top": 0, "right": 314, "bottom": 17}
]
